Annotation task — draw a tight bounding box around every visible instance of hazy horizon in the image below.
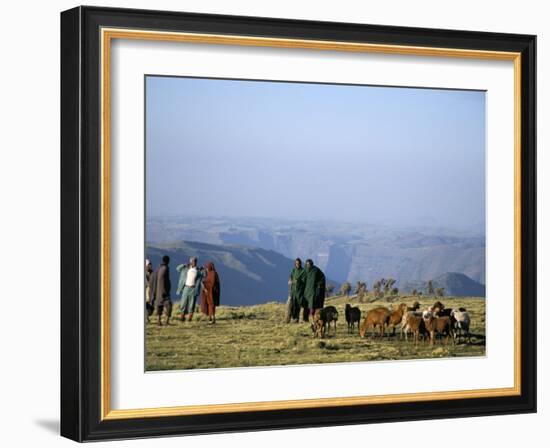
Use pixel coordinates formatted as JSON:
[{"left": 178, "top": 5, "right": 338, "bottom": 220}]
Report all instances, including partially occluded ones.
[
  {"left": 146, "top": 212, "right": 485, "bottom": 237},
  {"left": 146, "top": 76, "right": 486, "bottom": 232}
]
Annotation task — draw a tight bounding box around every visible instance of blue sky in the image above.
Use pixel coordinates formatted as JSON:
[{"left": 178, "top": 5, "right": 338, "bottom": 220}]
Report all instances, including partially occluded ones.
[{"left": 146, "top": 76, "right": 485, "bottom": 231}]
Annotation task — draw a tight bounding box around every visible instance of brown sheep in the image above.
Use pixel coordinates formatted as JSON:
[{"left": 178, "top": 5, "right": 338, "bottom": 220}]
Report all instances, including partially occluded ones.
[
  {"left": 311, "top": 306, "right": 339, "bottom": 338},
  {"left": 402, "top": 312, "right": 427, "bottom": 344},
  {"left": 423, "top": 314, "right": 454, "bottom": 345},
  {"left": 312, "top": 309, "right": 326, "bottom": 338},
  {"left": 359, "top": 307, "right": 392, "bottom": 338},
  {"left": 388, "top": 303, "right": 408, "bottom": 336},
  {"left": 432, "top": 300, "right": 445, "bottom": 311},
  {"left": 431, "top": 301, "right": 454, "bottom": 318}
]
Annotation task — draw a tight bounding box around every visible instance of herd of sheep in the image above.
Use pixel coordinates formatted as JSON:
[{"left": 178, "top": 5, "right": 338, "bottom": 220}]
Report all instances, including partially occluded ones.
[{"left": 311, "top": 301, "right": 472, "bottom": 345}]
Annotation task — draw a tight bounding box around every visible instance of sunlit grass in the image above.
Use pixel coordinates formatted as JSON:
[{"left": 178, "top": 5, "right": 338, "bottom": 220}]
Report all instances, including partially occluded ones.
[{"left": 145, "top": 295, "right": 485, "bottom": 371}]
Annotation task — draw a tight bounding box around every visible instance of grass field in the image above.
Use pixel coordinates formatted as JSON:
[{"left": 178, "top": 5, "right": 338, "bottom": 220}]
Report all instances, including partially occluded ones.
[{"left": 145, "top": 295, "right": 486, "bottom": 371}]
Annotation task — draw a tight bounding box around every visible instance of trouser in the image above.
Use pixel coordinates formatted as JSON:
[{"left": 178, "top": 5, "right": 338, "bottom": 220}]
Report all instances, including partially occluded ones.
[
  {"left": 290, "top": 297, "right": 302, "bottom": 322},
  {"left": 302, "top": 306, "right": 310, "bottom": 322},
  {"left": 156, "top": 298, "right": 172, "bottom": 321},
  {"left": 180, "top": 285, "right": 198, "bottom": 315}
]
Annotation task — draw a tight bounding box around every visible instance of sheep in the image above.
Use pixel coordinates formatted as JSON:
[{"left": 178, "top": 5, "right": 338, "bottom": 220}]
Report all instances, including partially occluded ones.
[
  {"left": 431, "top": 301, "right": 454, "bottom": 318},
  {"left": 423, "top": 313, "right": 454, "bottom": 345},
  {"left": 432, "top": 300, "right": 445, "bottom": 311},
  {"left": 407, "top": 301, "right": 421, "bottom": 312},
  {"left": 345, "top": 304, "right": 361, "bottom": 334},
  {"left": 312, "top": 309, "right": 326, "bottom": 338},
  {"left": 311, "top": 306, "right": 339, "bottom": 338},
  {"left": 401, "top": 311, "right": 427, "bottom": 344},
  {"left": 451, "top": 308, "right": 471, "bottom": 343},
  {"left": 323, "top": 306, "right": 339, "bottom": 336},
  {"left": 359, "top": 306, "right": 392, "bottom": 338},
  {"left": 401, "top": 310, "right": 424, "bottom": 339},
  {"left": 388, "top": 303, "right": 408, "bottom": 337}
]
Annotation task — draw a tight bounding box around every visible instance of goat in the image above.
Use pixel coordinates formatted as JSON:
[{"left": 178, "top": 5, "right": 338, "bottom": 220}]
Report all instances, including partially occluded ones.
[
  {"left": 345, "top": 304, "right": 361, "bottom": 334},
  {"left": 359, "top": 307, "right": 392, "bottom": 338}
]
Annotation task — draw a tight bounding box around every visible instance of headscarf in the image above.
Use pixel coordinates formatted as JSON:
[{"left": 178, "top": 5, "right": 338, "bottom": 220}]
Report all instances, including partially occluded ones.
[{"left": 205, "top": 261, "right": 215, "bottom": 272}]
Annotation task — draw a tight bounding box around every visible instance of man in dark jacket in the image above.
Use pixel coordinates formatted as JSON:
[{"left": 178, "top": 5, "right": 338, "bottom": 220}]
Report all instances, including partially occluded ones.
[
  {"left": 303, "top": 259, "right": 326, "bottom": 322},
  {"left": 287, "top": 258, "right": 307, "bottom": 323},
  {"left": 149, "top": 255, "right": 172, "bottom": 325},
  {"left": 145, "top": 259, "right": 154, "bottom": 323}
]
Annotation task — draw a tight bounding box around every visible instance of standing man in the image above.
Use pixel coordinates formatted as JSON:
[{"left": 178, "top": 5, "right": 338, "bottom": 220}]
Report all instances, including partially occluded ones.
[
  {"left": 152, "top": 255, "right": 172, "bottom": 326},
  {"left": 176, "top": 256, "right": 204, "bottom": 322},
  {"left": 304, "top": 259, "right": 326, "bottom": 322},
  {"left": 287, "top": 258, "right": 306, "bottom": 323},
  {"left": 145, "top": 259, "right": 154, "bottom": 303},
  {"left": 145, "top": 259, "right": 154, "bottom": 323}
]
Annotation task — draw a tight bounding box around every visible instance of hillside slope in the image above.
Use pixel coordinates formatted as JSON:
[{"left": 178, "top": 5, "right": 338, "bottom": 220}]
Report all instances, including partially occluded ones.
[{"left": 146, "top": 241, "right": 297, "bottom": 306}]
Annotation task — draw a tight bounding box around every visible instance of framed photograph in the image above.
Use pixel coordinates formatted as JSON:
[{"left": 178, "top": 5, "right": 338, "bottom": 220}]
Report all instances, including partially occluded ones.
[{"left": 60, "top": 6, "right": 536, "bottom": 441}]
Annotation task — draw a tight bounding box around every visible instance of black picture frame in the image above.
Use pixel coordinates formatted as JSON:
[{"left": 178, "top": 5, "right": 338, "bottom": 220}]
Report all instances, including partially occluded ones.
[{"left": 61, "top": 5, "right": 536, "bottom": 442}]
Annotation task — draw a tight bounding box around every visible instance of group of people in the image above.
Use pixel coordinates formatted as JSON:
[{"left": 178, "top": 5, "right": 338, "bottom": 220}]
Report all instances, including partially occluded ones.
[
  {"left": 145, "top": 255, "right": 326, "bottom": 326},
  {"left": 145, "top": 255, "right": 221, "bottom": 325},
  {"left": 286, "top": 258, "right": 327, "bottom": 324}
]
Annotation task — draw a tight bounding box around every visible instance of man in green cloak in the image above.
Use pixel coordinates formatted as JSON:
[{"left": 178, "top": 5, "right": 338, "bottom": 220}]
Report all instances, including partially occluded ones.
[
  {"left": 303, "top": 259, "right": 326, "bottom": 322},
  {"left": 287, "top": 258, "right": 306, "bottom": 323}
]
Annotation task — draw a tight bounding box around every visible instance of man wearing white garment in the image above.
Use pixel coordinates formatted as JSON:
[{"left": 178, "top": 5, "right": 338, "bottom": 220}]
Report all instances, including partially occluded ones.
[{"left": 176, "top": 256, "right": 204, "bottom": 322}]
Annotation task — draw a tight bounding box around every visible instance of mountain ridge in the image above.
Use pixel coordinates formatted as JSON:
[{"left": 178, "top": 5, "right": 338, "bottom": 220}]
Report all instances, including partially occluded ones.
[{"left": 401, "top": 272, "right": 485, "bottom": 297}]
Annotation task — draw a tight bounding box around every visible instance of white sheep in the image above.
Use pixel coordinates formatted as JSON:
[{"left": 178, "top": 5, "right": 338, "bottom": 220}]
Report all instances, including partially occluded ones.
[{"left": 451, "top": 308, "right": 471, "bottom": 343}]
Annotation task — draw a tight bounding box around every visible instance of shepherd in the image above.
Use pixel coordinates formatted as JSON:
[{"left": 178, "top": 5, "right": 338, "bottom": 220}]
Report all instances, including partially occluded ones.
[
  {"left": 150, "top": 255, "right": 172, "bottom": 326},
  {"left": 287, "top": 258, "right": 307, "bottom": 323},
  {"left": 200, "top": 261, "right": 221, "bottom": 324},
  {"left": 303, "top": 259, "right": 326, "bottom": 322}
]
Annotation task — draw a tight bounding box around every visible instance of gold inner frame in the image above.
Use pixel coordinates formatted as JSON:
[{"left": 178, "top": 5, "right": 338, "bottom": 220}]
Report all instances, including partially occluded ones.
[{"left": 100, "top": 27, "right": 522, "bottom": 420}]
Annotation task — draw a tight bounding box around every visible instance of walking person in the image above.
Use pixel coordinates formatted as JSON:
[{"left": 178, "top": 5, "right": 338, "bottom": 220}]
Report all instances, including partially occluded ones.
[
  {"left": 176, "top": 256, "right": 205, "bottom": 322},
  {"left": 287, "top": 258, "right": 306, "bottom": 323},
  {"left": 200, "top": 261, "right": 220, "bottom": 324},
  {"left": 304, "top": 259, "right": 326, "bottom": 322},
  {"left": 151, "top": 255, "right": 172, "bottom": 325}
]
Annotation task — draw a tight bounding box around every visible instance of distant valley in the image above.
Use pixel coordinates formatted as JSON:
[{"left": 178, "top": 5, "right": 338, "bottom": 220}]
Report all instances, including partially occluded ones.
[{"left": 147, "top": 216, "right": 486, "bottom": 296}]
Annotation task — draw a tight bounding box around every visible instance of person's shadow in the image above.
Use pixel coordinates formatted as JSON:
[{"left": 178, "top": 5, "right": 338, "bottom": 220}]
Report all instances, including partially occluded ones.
[{"left": 34, "top": 419, "right": 59, "bottom": 434}]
